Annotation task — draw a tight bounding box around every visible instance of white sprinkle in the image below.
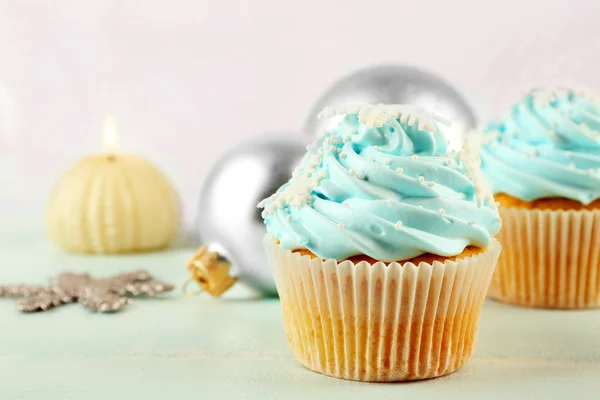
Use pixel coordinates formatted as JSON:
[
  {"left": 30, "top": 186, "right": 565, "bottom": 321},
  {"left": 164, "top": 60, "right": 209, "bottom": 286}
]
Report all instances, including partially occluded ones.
[
  {"left": 373, "top": 145, "right": 380, "bottom": 151},
  {"left": 565, "top": 151, "right": 572, "bottom": 156},
  {"left": 343, "top": 136, "right": 350, "bottom": 143},
  {"left": 418, "top": 205, "right": 424, "bottom": 209},
  {"left": 337, "top": 148, "right": 342, "bottom": 153},
  {"left": 340, "top": 152, "right": 347, "bottom": 159},
  {"left": 342, "top": 200, "right": 349, "bottom": 206},
  {"left": 286, "top": 215, "right": 292, "bottom": 221},
  {"left": 569, "top": 163, "right": 575, "bottom": 169},
  {"left": 324, "top": 137, "right": 331, "bottom": 145},
  {"left": 368, "top": 156, "right": 374, "bottom": 161},
  {"left": 395, "top": 221, "right": 403, "bottom": 229},
  {"left": 439, "top": 208, "right": 445, "bottom": 214},
  {"left": 387, "top": 198, "right": 394, "bottom": 204},
  {"left": 445, "top": 159, "right": 452, "bottom": 166},
  {"left": 469, "top": 220, "right": 476, "bottom": 225},
  {"left": 357, "top": 173, "right": 365, "bottom": 179},
  {"left": 349, "top": 129, "right": 356, "bottom": 135},
  {"left": 418, "top": 176, "right": 425, "bottom": 182},
  {"left": 337, "top": 223, "right": 344, "bottom": 229},
  {"left": 428, "top": 181, "right": 435, "bottom": 187},
  {"left": 329, "top": 146, "right": 336, "bottom": 152},
  {"left": 333, "top": 137, "right": 341, "bottom": 144},
  {"left": 349, "top": 168, "right": 356, "bottom": 175},
  {"left": 589, "top": 168, "right": 595, "bottom": 174},
  {"left": 396, "top": 167, "right": 404, "bottom": 173},
  {"left": 384, "top": 158, "right": 391, "bottom": 164},
  {"left": 412, "top": 154, "right": 418, "bottom": 160}
]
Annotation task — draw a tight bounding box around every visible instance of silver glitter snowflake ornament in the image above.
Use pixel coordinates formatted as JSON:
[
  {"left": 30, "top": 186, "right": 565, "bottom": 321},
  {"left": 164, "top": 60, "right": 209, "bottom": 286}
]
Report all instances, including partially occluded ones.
[{"left": 0, "top": 270, "right": 174, "bottom": 313}]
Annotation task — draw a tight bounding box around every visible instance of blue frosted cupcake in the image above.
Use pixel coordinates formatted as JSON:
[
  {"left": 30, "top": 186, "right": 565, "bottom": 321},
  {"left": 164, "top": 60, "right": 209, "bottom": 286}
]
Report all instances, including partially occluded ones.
[
  {"left": 260, "top": 104, "right": 501, "bottom": 382},
  {"left": 480, "top": 89, "right": 600, "bottom": 308}
]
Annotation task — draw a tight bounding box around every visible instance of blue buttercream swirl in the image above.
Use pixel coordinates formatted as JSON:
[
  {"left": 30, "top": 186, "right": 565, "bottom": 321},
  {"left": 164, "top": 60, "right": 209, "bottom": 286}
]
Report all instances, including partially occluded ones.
[
  {"left": 259, "top": 105, "right": 501, "bottom": 262},
  {"left": 480, "top": 89, "right": 600, "bottom": 204}
]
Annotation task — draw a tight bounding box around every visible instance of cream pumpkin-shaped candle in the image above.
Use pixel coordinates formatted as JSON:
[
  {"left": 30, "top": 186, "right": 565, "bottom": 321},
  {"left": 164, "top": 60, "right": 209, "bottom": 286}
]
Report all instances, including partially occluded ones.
[{"left": 46, "top": 117, "right": 179, "bottom": 254}]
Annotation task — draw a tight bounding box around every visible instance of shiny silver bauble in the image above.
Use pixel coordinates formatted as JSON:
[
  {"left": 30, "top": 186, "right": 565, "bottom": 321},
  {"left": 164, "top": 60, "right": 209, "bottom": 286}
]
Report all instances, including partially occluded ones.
[
  {"left": 304, "top": 65, "right": 478, "bottom": 151},
  {"left": 195, "top": 134, "right": 306, "bottom": 297}
]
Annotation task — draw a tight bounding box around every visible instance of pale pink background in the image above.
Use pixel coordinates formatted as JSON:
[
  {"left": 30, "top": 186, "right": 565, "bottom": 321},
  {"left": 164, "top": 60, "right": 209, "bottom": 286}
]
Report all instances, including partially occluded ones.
[{"left": 1, "top": 0, "right": 600, "bottom": 226}]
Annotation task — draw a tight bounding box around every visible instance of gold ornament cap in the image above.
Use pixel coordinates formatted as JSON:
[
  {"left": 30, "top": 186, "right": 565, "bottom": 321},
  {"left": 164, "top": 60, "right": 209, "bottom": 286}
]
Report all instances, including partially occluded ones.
[{"left": 184, "top": 246, "right": 238, "bottom": 297}]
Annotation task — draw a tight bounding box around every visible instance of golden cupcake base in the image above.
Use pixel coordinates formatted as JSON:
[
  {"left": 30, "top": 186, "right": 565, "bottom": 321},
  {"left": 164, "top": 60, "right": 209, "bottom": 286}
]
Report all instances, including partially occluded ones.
[
  {"left": 264, "top": 235, "right": 501, "bottom": 382},
  {"left": 489, "top": 206, "right": 600, "bottom": 309}
]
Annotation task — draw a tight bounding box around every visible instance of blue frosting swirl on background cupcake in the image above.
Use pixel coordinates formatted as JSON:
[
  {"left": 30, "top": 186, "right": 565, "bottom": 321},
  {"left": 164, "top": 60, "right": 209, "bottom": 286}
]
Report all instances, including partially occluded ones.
[
  {"left": 480, "top": 89, "right": 600, "bottom": 204},
  {"left": 259, "top": 105, "right": 501, "bottom": 262}
]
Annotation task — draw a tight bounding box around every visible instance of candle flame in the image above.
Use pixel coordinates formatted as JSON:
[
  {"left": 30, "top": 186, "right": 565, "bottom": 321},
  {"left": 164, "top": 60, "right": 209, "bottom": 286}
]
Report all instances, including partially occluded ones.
[{"left": 102, "top": 115, "right": 119, "bottom": 155}]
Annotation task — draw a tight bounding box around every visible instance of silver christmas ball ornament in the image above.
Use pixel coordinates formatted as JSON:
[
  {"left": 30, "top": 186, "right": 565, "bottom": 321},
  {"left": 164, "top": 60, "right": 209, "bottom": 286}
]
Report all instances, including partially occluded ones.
[
  {"left": 192, "top": 134, "right": 306, "bottom": 297},
  {"left": 304, "top": 65, "right": 478, "bottom": 151}
]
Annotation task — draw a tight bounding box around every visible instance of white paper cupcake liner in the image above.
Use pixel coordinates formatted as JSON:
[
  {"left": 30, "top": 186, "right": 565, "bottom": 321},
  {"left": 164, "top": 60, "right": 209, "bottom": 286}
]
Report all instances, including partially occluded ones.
[
  {"left": 264, "top": 235, "right": 501, "bottom": 382},
  {"left": 488, "top": 207, "right": 600, "bottom": 309}
]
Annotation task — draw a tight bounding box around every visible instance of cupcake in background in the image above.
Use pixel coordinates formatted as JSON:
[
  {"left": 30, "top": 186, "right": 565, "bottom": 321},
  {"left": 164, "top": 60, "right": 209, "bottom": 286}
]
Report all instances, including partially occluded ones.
[
  {"left": 259, "top": 104, "right": 501, "bottom": 382},
  {"left": 480, "top": 88, "right": 600, "bottom": 309}
]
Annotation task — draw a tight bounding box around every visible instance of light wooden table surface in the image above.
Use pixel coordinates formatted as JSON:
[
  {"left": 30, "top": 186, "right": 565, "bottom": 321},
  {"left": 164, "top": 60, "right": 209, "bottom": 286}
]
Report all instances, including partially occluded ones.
[{"left": 1, "top": 213, "right": 599, "bottom": 399}]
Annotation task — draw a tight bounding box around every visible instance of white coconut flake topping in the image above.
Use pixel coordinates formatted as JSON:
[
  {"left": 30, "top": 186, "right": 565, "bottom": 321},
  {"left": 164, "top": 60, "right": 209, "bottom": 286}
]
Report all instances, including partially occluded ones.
[
  {"left": 258, "top": 148, "right": 325, "bottom": 217},
  {"left": 459, "top": 137, "right": 497, "bottom": 210},
  {"left": 317, "top": 104, "right": 451, "bottom": 132},
  {"left": 532, "top": 89, "right": 558, "bottom": 107},
  {"left": 480, "top": 129, "right": 500, "bottom": 146}
]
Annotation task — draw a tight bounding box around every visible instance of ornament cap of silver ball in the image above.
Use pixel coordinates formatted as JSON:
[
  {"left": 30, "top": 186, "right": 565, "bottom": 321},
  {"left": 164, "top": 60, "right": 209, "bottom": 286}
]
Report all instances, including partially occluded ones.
[{"left": 184, "top": 246, "right": 238, "bottom": 298}]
